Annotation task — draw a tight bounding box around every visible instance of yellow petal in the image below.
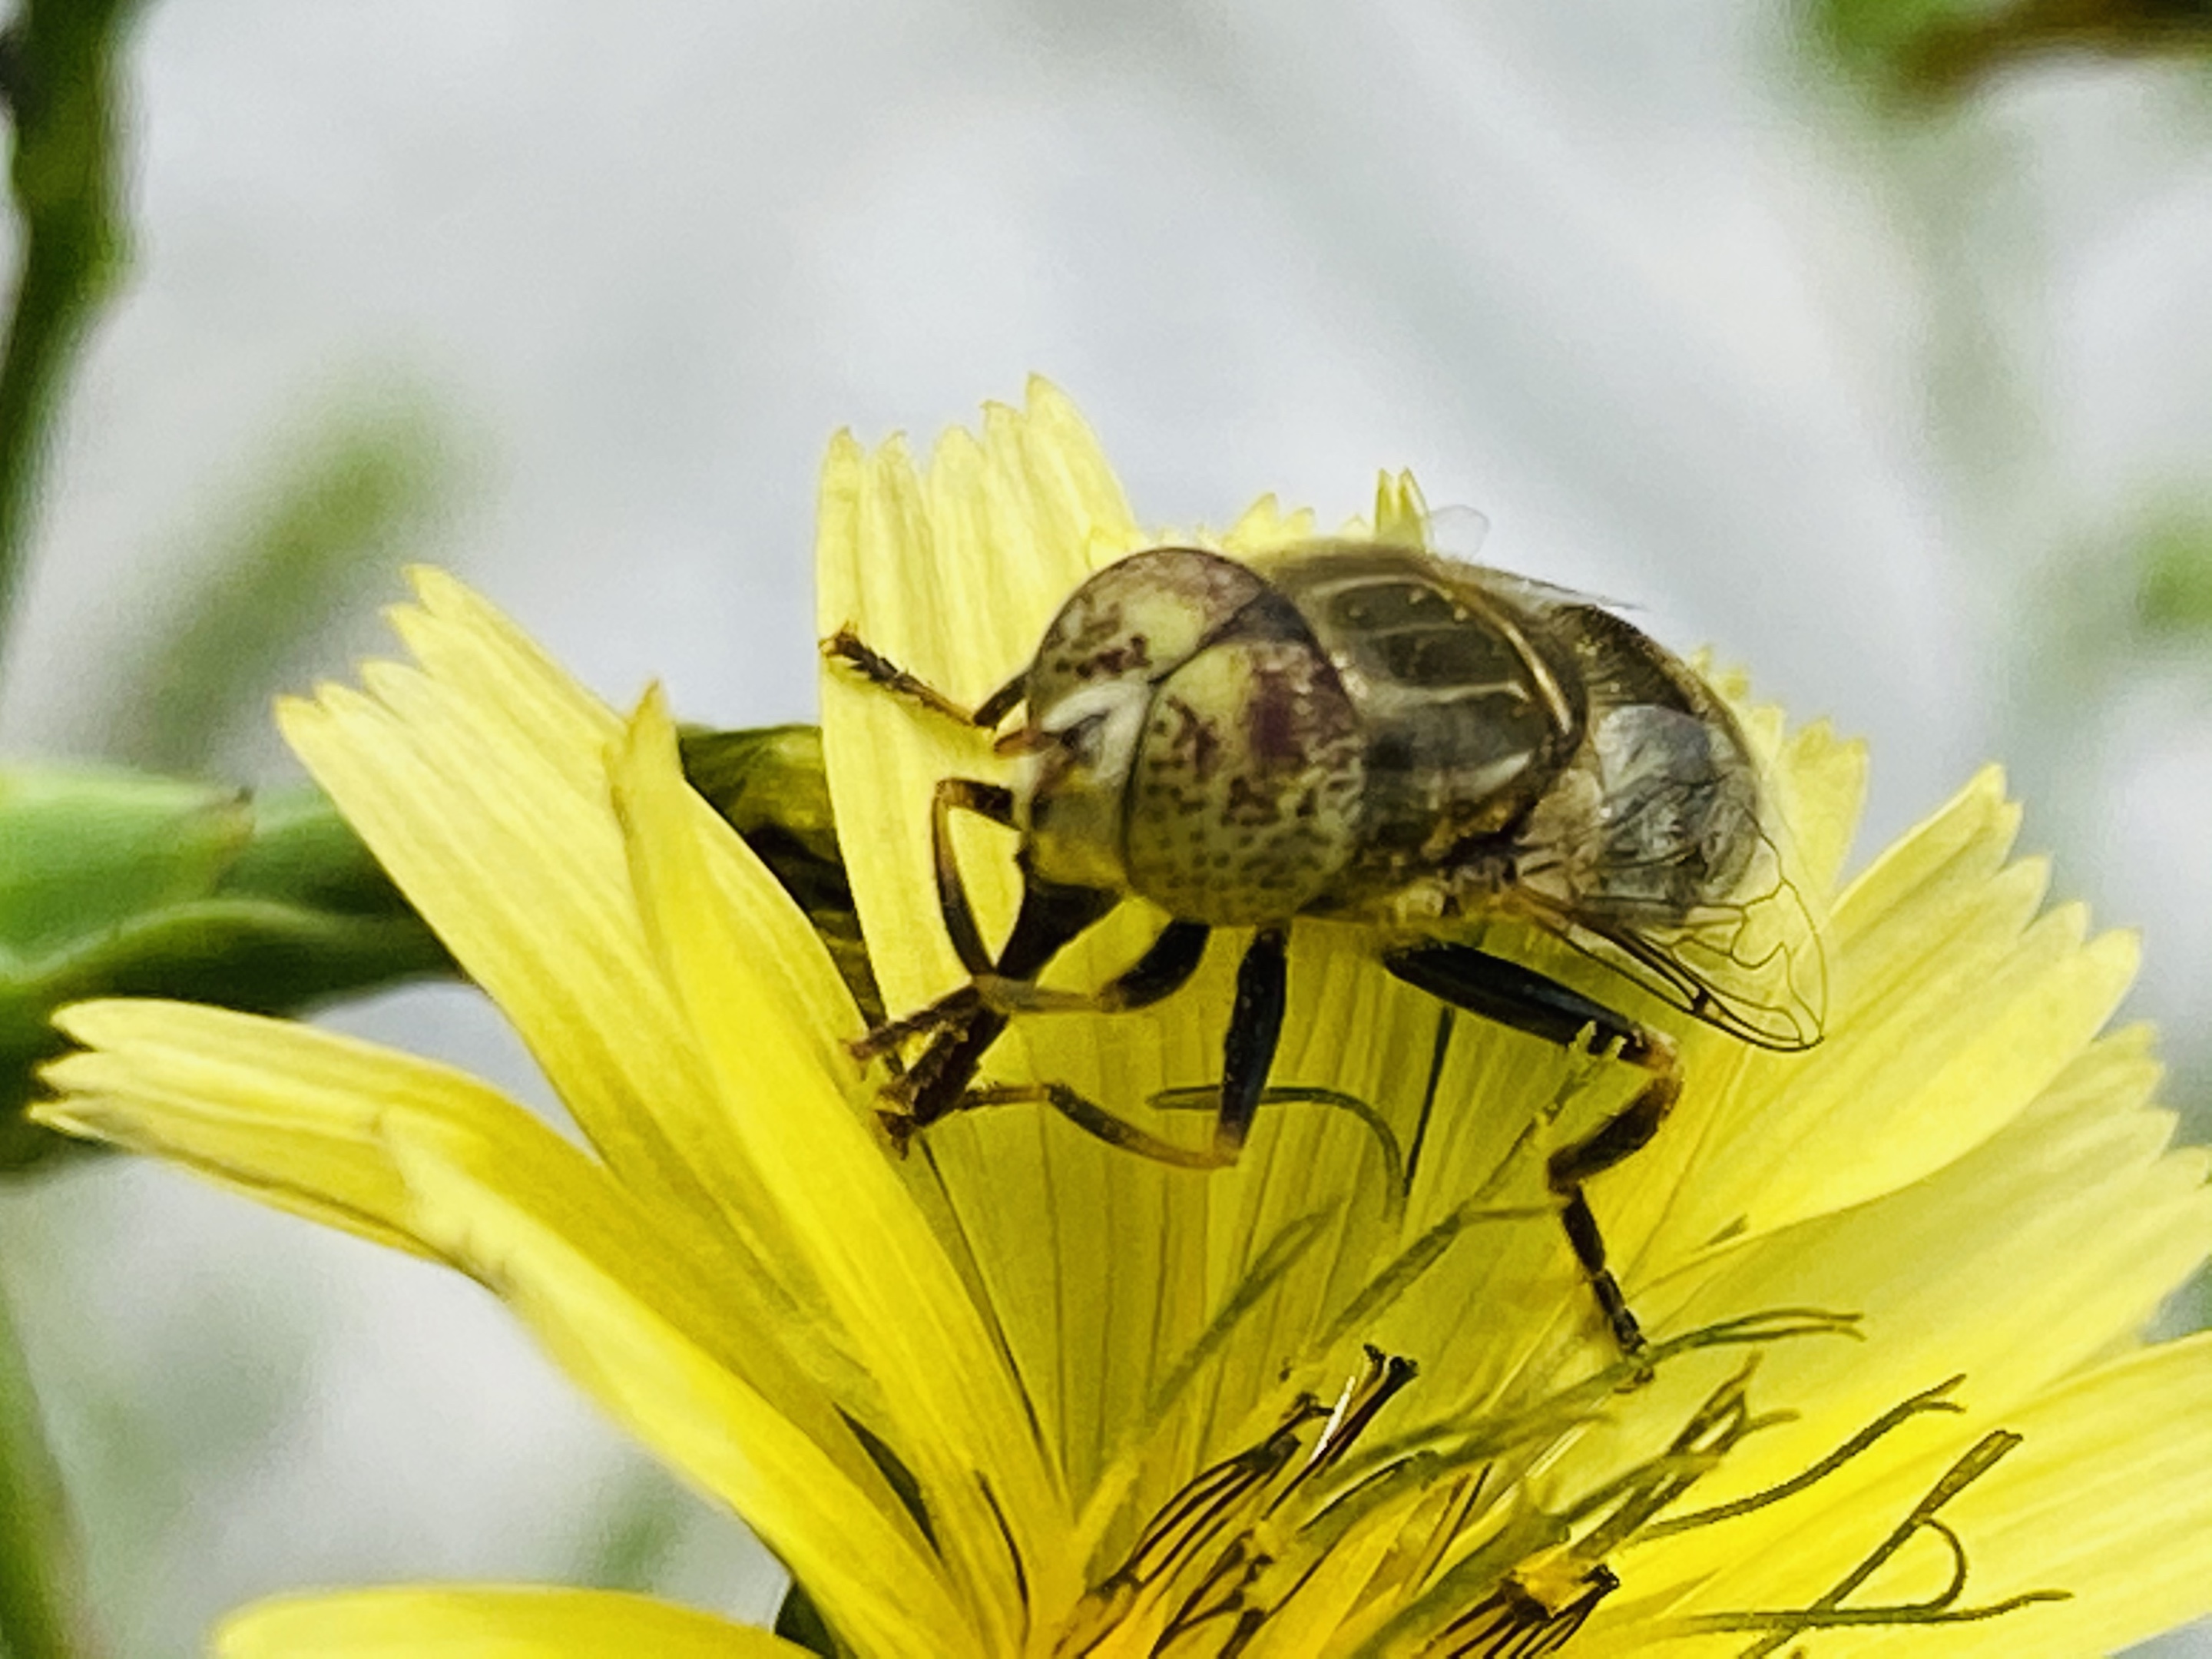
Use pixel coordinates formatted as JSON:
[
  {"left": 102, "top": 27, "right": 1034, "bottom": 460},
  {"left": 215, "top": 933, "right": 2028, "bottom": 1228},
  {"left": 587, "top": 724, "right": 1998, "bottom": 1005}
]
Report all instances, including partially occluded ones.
[
  {"left": 816, "top": 393, "right": 1137, "bottom": 1014},
  {"left": 816, "top": 389, "right": 1217, "bottom": 1504},
  {"left": 1370, "top": 470, "right": 1429, "bottom": 543},
  {"left": 1591, "top": 1028, "right": 2210, "bottom": 1615},
  {"left": 280, "top": 572, "right": 837, "bottom": 1260},
  {"left": 1770, "top": 717, "right": 1868, "bottom": 900},
  {"left": 279, "top": 572, "right": 871, "bottom": 1353},
  {"left": 37, "top": 999, "right": 909, "bottom": 1551},
  {"left": 38, "top": 998, "right": 552, "bottom": 1261},
  {"left": 214, "top": 1586, "right": 806, "bottom": 1657},
  {"left": 1886, "top": 1333, "right": 2212, "bottom": 1657},
  {"left": 1605, "top": 1335, "right": 2212, "bottom": 1659},
  {"left": 389, "top": 1141, "right": 979, "bottom": 1657},
  {"left": 1632, "top": 769, "right": 2137, "bottom": 1257},
  {"left": 1221, "top": 494, "right": 1316, "bottom": 552},
  {"left": 610, "top": 685, "right": 1065, "bottom": 1640}
]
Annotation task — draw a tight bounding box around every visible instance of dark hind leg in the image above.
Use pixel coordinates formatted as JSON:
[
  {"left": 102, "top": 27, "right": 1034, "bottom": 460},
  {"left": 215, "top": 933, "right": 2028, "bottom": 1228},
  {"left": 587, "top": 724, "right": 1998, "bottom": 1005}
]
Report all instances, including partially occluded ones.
[
  {"left": 1383, "top": 942, "right": 1681, "bottom": 1362},
  {"left": 826, "top": 696, "right": 1228, "bottom": 1161},
  {"left": 1217, "top": 928, "right": 1290, "bottom": 1153},
  {"left": 874, "top": 910, "right": 1214, "bottom": 1162},
  {"left": 868, "top": 872, "right": 1115, "bottom": 1147},
  {"left": 846, "top": 776, "right": 1028, "bottom": 1065}
]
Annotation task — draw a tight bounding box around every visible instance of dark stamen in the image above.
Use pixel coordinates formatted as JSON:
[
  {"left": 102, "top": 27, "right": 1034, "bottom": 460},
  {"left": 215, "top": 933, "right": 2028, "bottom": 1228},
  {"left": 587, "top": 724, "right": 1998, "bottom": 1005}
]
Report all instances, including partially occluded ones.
[
  {"left": 1115, "top": 1402, "right": 1319, "bottom": 1591},
  {"left": 1429, "top": 1561, "right": 1619, "bottom": 1659},
  {"left": 1566, "top": 1359, "right": 1780, "bottom": 1558},
  {"left": 1647, "top": 1374, "right": 1968, "bottom": 1539},
  {"left": 1067, "top": 1356, "right": 1424, "bottom": 1656},
  {"left": 1268, "top": 1347, "right": 1419, "bottom": 1515},
  {"left": 1678, "top": 1430, "right": 2069, "bottom": 1658}
]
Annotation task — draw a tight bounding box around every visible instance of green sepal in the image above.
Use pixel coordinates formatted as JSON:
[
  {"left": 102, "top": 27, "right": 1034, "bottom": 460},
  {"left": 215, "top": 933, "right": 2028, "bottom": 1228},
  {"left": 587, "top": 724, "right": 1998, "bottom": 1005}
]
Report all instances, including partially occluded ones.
[
  {"left": 0, "top": 767, "right": 253, "bottom": 959},
  {"left": 677, "top": 724, "right": 880, "bottom": 1025},
  {"left": 0, "top": 767, "right": 452, "bottom": 1169}
]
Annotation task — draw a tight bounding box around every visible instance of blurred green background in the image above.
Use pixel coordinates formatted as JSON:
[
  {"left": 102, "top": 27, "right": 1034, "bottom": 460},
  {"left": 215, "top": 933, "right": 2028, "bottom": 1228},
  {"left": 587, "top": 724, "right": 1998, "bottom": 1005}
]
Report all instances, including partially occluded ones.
[{"left": 0, "top": 1, "right": 2209, "bottom": 1654}]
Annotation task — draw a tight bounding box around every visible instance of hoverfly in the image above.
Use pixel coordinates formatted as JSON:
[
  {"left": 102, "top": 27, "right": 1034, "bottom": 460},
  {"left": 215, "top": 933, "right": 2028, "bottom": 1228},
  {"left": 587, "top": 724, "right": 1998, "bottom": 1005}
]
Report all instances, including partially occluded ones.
[{"left": 826, "top": 538, "right": 1825, "bottom": 1358}]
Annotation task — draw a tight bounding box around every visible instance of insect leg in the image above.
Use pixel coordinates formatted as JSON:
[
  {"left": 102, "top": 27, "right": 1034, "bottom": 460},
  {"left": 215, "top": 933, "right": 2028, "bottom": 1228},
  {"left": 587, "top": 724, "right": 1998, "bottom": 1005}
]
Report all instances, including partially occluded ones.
[
  {"left": 880, "top": 875, "right": 1116, "bottom": 1144},
  {"left": 932, "top": 777, "right": 1015, "bottom": 977},
  {"left": 956, "top": 1081, "right": 1233, "bottom": 1168},
  {"left": 969, "top": 919, "right": 1210, "bottom": 1015},
  {"left": 844, "top": 776, "right": 1012, "bottom": 1064},
  {"left": 857, "top": 780, "right": 1200, "bottom": 1060},
  {"left": 925, "top": 924, "right": 1241, "bottom": 1169},
  {"left": 1151, "top": 1084, "right": 1406, "bottom": 1195},
  {"left": 1382, "top": 942, "right": 1680, "bottom": 1361},
  {"left": 1216, "top": 927, "right": 1290, "bottom": 1155},
  {"left": 822, "top": 626, "right": 1025, "bottom": 730},
  {"left": 882, "top": 916, "right": 1212, "bottom": 1154}
]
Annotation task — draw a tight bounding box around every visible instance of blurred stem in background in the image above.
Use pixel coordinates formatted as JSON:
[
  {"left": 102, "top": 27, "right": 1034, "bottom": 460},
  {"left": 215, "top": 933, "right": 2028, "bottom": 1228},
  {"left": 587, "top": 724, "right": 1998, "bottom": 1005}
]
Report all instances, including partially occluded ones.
[
  {"left": 0, "top": 2, "right": 141, "bottom": 1655},
  {"left": 1821, "top": 0, "right": 2212, "bottom": 98},
  {"left": 0, "top": 0, "right": 135, "bottom": 660},
  {"left": 0, "top": 1279, "right": 97, "bottom": 1659}
]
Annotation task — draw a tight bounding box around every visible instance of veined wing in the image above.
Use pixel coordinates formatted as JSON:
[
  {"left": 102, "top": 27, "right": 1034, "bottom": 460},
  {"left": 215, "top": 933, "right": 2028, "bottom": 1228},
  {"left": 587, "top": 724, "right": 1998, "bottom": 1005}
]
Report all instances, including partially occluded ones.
[{"left": 1528, "top": 824, "right": 1828, "bottom": 1051}]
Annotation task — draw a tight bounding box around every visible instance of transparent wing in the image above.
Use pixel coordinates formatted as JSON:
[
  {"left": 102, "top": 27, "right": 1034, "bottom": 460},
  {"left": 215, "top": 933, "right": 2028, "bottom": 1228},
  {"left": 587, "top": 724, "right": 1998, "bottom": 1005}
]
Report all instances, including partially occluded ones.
[
  {"left": 1441, "top": 557, "right": 1638, "bottom": 620},
  {"left": 1535, "top": 824, "right": 1828, "bottom": 1051},
  {"left": 1414, "top": 504, "right": 1492, "bottom": 562}
]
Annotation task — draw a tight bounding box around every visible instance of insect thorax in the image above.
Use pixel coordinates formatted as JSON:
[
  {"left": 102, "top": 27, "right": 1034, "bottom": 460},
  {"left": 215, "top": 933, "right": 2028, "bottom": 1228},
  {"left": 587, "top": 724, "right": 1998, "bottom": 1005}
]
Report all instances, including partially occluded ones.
[
  {"left": 1263, "top": 544, "right": 1766, "bottom": 935},
  {"left": 1254, "top": 543, "right": 1585, "bottom": 906}
]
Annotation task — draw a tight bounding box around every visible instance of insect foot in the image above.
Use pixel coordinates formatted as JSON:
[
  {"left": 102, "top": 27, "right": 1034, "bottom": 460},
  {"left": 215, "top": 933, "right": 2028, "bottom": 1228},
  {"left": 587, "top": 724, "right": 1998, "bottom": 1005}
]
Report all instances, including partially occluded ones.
[{"left": 846, "top": 984, "right": 982, "bottom": 1064}]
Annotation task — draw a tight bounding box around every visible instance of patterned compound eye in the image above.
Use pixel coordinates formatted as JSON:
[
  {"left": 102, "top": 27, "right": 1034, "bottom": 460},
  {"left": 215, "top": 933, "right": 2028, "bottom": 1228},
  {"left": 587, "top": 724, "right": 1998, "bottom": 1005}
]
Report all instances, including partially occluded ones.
[{"left": 1121, "top": 631, "right": 1365, "bottom": 926}]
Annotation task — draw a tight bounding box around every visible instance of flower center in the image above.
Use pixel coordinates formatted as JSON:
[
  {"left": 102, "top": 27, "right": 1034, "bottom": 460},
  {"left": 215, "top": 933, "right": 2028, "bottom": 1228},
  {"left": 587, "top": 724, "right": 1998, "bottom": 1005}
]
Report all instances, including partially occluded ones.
[
  {"left": 1051, "top": 1346, "right": 1416, "bottom": 1657},
  {"left": 1048, "top": 1316, "right": 2074, "bottom": 1659}
]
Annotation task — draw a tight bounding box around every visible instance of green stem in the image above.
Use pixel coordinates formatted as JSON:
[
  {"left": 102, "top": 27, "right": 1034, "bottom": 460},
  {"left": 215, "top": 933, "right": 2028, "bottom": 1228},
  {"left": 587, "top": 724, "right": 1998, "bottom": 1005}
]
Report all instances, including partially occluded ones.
[
  {"left": 0, "top": 7, "right": 136, "bottom": 1648},
  {"left": 0, "top": 0, "right": 138, "bottom": 666},
  {"left": 0, "top": 1273, "right": 96, "bottom": 1659}
]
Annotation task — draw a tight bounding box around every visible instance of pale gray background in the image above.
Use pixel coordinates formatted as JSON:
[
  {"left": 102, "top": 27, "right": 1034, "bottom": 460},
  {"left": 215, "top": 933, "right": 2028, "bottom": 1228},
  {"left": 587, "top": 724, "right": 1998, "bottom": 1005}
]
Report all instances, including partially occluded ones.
[{"left": 0, "top": 2, "right": 2207, "bottom": 1653}]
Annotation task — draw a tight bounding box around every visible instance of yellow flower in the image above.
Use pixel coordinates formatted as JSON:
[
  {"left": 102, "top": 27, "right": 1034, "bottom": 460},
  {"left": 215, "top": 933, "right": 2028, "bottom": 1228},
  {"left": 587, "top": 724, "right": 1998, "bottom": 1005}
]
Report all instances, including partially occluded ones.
[{"left": 36, "top": 381, "right": 2212, "bottom": 1659}]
